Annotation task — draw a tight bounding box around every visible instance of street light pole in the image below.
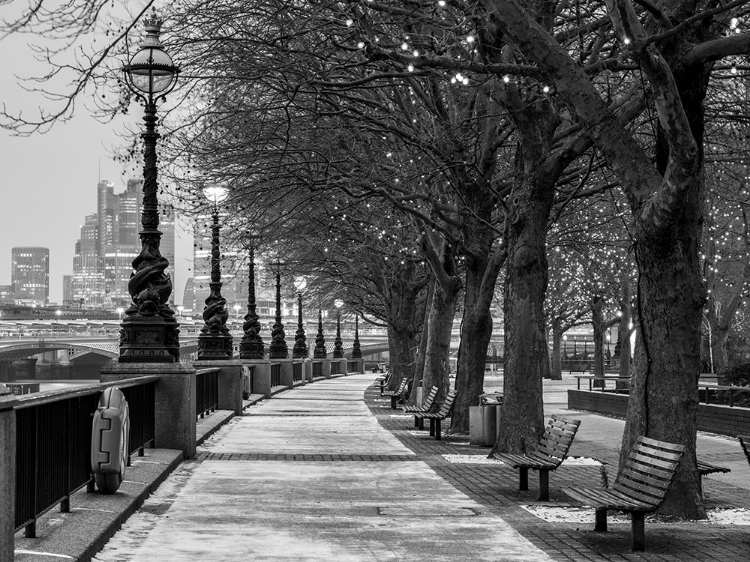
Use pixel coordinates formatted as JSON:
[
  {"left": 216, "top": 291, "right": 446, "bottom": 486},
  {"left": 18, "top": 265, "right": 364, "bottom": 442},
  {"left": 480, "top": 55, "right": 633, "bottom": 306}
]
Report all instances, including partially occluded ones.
[
  {"left": 268, "top": 266, "right": 288, "bottom": 359},
  {"left": 240, "top": 246, "right": 264, "bottom": 359},
  {"left": 292, "top": 278, "right": 308, "bottom": 359},
  {"left": 351, "top": 315, "right": 362, "bottom": 359},
  {"left": 197, "top": 187, "right": 233, "bottom": 360},
  {"left": 119, "top": 14, "right": 180, "bottom": 363}
]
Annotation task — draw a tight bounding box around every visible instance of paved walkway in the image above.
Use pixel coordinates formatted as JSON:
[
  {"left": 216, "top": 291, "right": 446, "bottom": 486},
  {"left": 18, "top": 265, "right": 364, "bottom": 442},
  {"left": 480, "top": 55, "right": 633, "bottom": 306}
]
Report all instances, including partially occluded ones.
[
  {"left": 92, "top": 373, "right": 750, "bottom": 561},
  {"left": 92, "top": 374, "right": 551, "bottom": 561}
]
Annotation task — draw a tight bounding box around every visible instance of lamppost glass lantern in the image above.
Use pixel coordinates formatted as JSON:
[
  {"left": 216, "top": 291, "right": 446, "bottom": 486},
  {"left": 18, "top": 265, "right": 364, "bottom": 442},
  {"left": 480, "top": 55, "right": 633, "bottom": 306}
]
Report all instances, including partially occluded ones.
[
  {"left": 333, "top": 299, "right": 344, "bottom": 358},
  {"left": 118, "top": 13, "right": 180, "bottom": 363},
  {"left": 123, "top": 17, "right": 179, "bottom": 101}
]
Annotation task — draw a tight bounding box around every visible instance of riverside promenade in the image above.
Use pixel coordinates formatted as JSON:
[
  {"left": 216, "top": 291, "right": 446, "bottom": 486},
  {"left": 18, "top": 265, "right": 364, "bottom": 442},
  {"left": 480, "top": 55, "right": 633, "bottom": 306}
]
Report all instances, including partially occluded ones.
[{"left": 19, "top": 372, "right": 750, "bottom": 561}]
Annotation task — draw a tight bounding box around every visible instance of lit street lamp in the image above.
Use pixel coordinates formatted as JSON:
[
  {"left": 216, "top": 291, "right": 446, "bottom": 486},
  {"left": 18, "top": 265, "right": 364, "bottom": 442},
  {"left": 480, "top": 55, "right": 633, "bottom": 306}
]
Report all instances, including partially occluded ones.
[
  {"left": 333, "top": 299, "right": 344, "bottom": 359},
  {"left": 197, "top": 186, "right": 233, "bottom": 360},
  {"left": 119, "top": 14, "right": 180, "bottom": 362}
]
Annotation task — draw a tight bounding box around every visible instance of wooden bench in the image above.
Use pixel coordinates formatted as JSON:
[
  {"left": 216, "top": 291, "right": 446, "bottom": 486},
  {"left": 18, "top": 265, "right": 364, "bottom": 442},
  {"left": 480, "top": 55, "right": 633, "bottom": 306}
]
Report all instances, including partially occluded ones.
[
  {"left": 382, "top": 377, "right": 408, "bottom": 408},
  {"left": 562, "top": 435, "right": 685, "bottom": 552},
  {"left": 376, "top": 370, "right": 392, "bottom": 395},
  {"left": 415, "top": 389, "right": 457, "bottom": 441},
  {"left": 739, "top": 435, "right": 750, "bottom": 465},
  {"left": 492, "top": 416, "right": 581, "bottom": 501},
  {"left": 696, "top": 459, "right": 730, "bottom": 494},
  {"left": 402, "top": 385, "right": 438, "bottom": 428}
]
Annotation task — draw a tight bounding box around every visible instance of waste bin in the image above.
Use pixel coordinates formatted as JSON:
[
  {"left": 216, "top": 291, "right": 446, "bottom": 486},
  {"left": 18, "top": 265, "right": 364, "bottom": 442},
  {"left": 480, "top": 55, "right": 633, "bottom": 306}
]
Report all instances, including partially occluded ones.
[{"left": 469, "top": 393, "right": 503, "bottom": 446}]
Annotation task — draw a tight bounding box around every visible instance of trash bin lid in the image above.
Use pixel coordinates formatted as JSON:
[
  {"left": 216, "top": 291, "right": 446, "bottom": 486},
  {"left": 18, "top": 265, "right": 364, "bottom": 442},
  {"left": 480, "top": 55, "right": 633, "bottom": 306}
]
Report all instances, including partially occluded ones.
[{"left": 479, "top": 392, "right": 503, "bottom": 405}]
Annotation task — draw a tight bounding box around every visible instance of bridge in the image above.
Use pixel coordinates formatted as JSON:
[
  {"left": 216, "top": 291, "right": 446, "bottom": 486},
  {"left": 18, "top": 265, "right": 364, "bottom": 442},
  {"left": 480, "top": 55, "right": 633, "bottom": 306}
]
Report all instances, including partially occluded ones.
[{"left": 0, "top": 328, "right": 391, "bottom": 383}]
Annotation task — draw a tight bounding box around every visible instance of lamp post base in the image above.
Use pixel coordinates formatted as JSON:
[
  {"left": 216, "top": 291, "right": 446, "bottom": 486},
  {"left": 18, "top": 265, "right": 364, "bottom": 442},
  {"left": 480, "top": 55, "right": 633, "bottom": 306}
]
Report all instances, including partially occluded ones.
[
  {"left": 118, "top": 315, "right": 180, "bottom": 363},
  {"left": 198, "top": 334, "right": 234, "bottom": 360}
]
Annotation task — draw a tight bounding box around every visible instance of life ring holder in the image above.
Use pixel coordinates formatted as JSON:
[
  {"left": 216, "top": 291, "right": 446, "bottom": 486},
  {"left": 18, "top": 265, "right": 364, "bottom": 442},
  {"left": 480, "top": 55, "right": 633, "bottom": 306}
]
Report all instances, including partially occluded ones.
[{"left": 90, "top": 387, "right": 130, "bottom": 494}]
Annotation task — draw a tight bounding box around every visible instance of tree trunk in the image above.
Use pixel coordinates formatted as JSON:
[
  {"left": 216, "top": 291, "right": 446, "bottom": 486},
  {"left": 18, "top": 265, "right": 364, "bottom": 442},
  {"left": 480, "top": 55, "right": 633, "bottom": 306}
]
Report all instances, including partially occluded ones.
[
  {"left": 618, "top": 285, "right": 632, "bottom": 380},
  {"left": 493, "top": 174, "right": 553, "bottom": 453},
  {"left": 452, "top": 264, "right": 496, "bottom": 433},
  {"left": 591, "top": 296, "right": 604, "bottom": 386},
  {"left": 386, "top": 323, "right": 417, "bottom": 394},
  {"left": 421, "top": 279, "right": 458, "bottom": 404},
  {"left": 405, "top": 279, "right": 433, "bottom": 406},
  {"left": 549, "top": 317, "right": 563, "bottom": 381}
]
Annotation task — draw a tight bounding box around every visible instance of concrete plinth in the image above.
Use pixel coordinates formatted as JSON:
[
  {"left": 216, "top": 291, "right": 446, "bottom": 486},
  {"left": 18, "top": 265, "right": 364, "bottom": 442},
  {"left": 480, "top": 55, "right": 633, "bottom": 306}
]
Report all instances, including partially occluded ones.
[
  {"left": 244, "top": 360, "right": 271, "bottom": 398},
  {"left": 304, "top": 360, "right": 313, "bottom": 382},
  {"left": 100, "top": 362, "right": 197, "bottom": 459},
  {"left": 279, "top": 360, "right": 294, "bottom": 389},
  {"left": 192, "top": 360, "right": 244, "bottom": 415},
  {"left": 0, "top": 394, "right": 17, "bottom": 562}
]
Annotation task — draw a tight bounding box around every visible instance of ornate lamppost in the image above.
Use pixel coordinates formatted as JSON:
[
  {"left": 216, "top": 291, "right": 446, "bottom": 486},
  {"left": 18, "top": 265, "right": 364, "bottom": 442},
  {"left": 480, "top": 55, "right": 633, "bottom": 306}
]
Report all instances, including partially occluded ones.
[
  {"left": 197, "top": 186, "right": 233, "bottom": 360},
  {"left": 292, "top": 277, "right": 308, "bottom": 358},
  {"left": 119, "top": 15, "right": 180, "bottom": 363},
  {"left": 313, "top": 306, "right": 327, "bottom": 359},
  {"left": 333, "top": 299, "right": 344, "bottom": 358},
  {"left": 268, "top": 264, "right": 288, "bottom": 359},
  {"left": 351, "top": 315, "right": 362, "bottom": 359},
  {"left": 240, "top": 246, "right": 264, "bottom": 359}
]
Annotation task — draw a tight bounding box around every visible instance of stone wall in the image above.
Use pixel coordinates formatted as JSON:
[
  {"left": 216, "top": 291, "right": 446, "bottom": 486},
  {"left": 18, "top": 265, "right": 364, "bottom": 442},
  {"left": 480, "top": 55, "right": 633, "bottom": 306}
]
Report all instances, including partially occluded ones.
[{"left": 568, "top": 390, "right": 750, "bottom": 437}]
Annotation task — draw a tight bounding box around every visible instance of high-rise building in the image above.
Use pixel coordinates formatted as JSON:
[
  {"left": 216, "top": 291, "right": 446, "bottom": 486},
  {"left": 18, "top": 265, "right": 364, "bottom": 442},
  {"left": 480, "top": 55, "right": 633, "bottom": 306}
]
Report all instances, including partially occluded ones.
[
  {"left": 70, "top": 179, "right": 180, "bottom": 309},
  {"left": 12, "top": 247, "right": 49, "bottom": 305},
  {"left": 97, "top": 180, "right": 115, "bottom": 269}
]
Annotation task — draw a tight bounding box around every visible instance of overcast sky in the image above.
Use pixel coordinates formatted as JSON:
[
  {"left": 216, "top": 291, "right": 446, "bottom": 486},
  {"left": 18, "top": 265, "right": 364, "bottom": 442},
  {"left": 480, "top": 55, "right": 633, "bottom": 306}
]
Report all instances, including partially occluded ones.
[{"left": 0, "top": 29, "right": 191, "bottom": 305}]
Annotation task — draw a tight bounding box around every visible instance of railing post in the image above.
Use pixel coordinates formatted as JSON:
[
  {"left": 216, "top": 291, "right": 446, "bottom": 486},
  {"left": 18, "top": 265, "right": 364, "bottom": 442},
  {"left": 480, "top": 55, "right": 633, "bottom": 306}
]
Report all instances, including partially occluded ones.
[
  {"left": 101, "top": 363, "right": 197, "bottom": 459},
  {"left": 193, "top": 360, "right": 244, "bottom": 415},
  {"left": 0, "top": 393, "right": 18, "bottom": 560}
]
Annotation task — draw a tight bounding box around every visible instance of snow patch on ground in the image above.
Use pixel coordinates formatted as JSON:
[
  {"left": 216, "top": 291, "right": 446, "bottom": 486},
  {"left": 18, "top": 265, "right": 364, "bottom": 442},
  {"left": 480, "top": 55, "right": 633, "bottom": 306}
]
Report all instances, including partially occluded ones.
[
  {"left": 521, "top": 505, "right": 750, "bottom": 526},
  {"left": 561, "top": 457, "right": 604, "bottom": 466},
  {"left": 442, "top": 454, "right": 503, "bottom": 464}
]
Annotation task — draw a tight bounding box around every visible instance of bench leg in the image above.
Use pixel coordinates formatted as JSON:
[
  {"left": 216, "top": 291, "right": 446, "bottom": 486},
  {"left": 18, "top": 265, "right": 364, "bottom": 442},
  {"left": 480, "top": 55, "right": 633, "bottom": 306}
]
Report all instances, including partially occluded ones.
[
  {"left": 538, "top": 470, "right": 549, "bottom": 501},
  {"left": 519, "top": 467, "right": 529, "bottom": 491},
  {"left": 414, "top": 415, "right": 419, "bottom": 427},
  {"left": 631, "top": 512, "right": 645, "bottom": 551},
  {"left": 594, "top": 509, "right": 607, "bottom": 532},
  {"left": 429, "top": 419, "right": 435, "bottom": 436},
  {"left": 390, "top": 395, "right": 397, "bottom": 409},
  {"left": 435, "top": 419, "right": 441, "bottom": 441},
  {"left": 418, "top": 417, "right": 424, "bottom": 430}
]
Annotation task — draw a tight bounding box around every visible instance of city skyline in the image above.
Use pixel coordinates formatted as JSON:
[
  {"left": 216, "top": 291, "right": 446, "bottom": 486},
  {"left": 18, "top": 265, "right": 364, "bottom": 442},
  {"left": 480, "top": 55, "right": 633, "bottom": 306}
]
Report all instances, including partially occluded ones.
[{"left": 0, "top": 26, "right": 192, "bottom": 305}]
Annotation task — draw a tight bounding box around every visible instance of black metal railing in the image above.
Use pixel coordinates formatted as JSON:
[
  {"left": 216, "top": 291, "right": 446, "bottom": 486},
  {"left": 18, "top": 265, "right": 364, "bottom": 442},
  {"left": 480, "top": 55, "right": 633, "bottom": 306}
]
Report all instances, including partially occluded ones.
[
  {"left": 195, "top": 368, "right": 219, "bottom": 419},
  {"left": 330, "top": 361, "right": 340, "bottom": 376},
  {"left": 271, "top": 363, "right": 281, "bottom": 387},
  {"left": 312, "top": 361, "right": 322, "bottom": 378},
  {"left": 292, "top": 362, "right": 303, "bottom": 382},
  {"left": 14, "top": 376, "right": 157, "bottom": 538},
  {"left": 347, "top": 361, "right": 358, "bottom": 373}
]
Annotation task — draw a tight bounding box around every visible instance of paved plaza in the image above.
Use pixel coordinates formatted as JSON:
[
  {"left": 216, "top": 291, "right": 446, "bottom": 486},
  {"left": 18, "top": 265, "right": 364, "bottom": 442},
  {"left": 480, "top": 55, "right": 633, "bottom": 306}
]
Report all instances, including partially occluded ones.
[{"left": 22, "top": 372, "right": 750, "bottom": 561}]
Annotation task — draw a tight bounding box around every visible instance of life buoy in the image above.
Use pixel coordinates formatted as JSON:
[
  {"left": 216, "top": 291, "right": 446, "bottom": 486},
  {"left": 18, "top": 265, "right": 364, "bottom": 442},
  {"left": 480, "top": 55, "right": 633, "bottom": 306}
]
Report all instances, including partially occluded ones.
[{"left": 91, "top": 387, "right": 130, "bottom": 494}]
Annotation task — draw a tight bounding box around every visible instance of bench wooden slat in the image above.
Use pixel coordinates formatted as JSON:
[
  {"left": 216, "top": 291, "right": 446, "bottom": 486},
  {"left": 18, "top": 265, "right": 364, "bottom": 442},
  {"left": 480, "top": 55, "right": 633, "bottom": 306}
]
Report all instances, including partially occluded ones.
[
  {"left": 618, "top": 466, "right": 674, "bottom": 491},
  {"left": 628, "top": 450, "right": 681, "bottom": 472},
  {"left": 638, "top": 436, "right": 686, "bottom": 453},
  {"left": 696, "top": 460, "right": 730, "bottom": 475},
  {"left": 563, "top": 488, "right": 650, "bottom": 511},
  {"left": 634, "top": 442, "right": 684, "bottom": 462}
]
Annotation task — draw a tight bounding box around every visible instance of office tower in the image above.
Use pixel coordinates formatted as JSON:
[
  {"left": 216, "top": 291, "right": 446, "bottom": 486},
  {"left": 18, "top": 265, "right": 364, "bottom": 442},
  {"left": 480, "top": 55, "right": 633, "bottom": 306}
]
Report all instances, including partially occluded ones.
[
  {"left": 0, "top": 285, "right": 14, "bottom": 305},
  {"left": 12, "top": 247, "right": 49, "bottom": 305},
  {"left": 62, "top": 275, "right": 74, "bottom": 306},
  {"left": 71, "top": 179, "right": 181, "bottom": 309}
]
